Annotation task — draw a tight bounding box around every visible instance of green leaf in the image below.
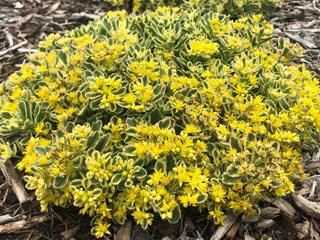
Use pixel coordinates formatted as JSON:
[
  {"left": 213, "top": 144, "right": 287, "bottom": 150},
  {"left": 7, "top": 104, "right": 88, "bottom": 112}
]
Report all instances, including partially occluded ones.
[
  {"left": 1, "top": 112, "right": 13, "bottom": 119},
  {"left": 89, "top": 98, "right": 101, "bottom": 110},
  {"left": 214, "top": 167, "right": 221, "bottom": 177},
  {"left": 53, "top": 174, "right": 69, "bottom": 189},
  {"left": 92, "top": 188, "right": 102, "bottom": 197},
  {"left": 149, "top": 108, "right": 162, "bottom": 124},
  {"left": 65, "top": 122, "right": 75, "bottom": 133},
  {"left": 82, "top": 178, "right": 92, "bottom": 190},
  {"left": 87, "top": 131, "right": 100, "bottom": 149},
  {"left": 111, "top": 173, "right": 123, "bottom": 185},
  {"left": 141, "top": 219, "right": 149, "bottom": 230},
  {"left": 152, "top": 93, "right": 165, "bottom": 103},
  {"left": 23, "top": 119, "right": 33, "bottom": 129},
  {"left": 153, "top": 84, "right": 164, "bottom": 95},
  {"left": 247, "top": 133, "right": 256, "bottom": 142},
  {"left": 126, "top": 127, "right": 136, "bottom": 136},
  {"left": 113, "top": 87, "right": 126, "bottom": 95},
  {"left": 72, "top": 156, "right": 82, "bottom": 169},
  {"left": 283, "top": 47, "right": 290, "bottom": 56},
  {"left": 56, "top": 130, "right": 64, "bottom": 138},
  {"left": 95, "top": 134, "right": 110, "bottom": 152},
  {"left": 212, "top": 149, "right": 220, "bottom": 165},
  {"left": 166, "top": 155, "right": 176, "bottom": 172},
  {"left": 92, "top": 120, "right": 103, "bottom": 132},
  {"left": 123, "top": 145, "right": 135, "bottom": 156},
  {"left": 71, "top": 179, "right": 82, "bottom": 188},
  {"left": 253, "top": 157, "right": 263, "bottom": 167},
  {"left": 115, "top": 216, "right": 125, "bottom": 225},
  {"left": 159, "top": 118, "right": 172, "bottom": 129},
  {"left": 155, "top": 160, "right": 166, "bottom": 173},
  {"left": 278, "top": 38, "right": 284, "bottom": 49},
  {"left": 18, "top": 101, "right": 28, "bottom": 122},
  {"left": 110, "top": 116, "right": 118, "bottom": 125},
  {"left": 34, "top": 146, "right": 50, "bottom": 155},
  {"left": 230, "top": 136, "right": 242, "bottom": 152},
  {"left": 197, "top": 194, "right": 208, "bottom": 204},
  {"left": 221, "top": 173, "right": 239, "bottom": 185},
  {"left": 85, "top": 92, "right": 101, "bottom": 100},
  {"left": 272, "top": 142, "right": 280, "bottom": 151},
  {"left": 226, "top": 165, "right": 239, "bottom": 177},
  {"left": 58, "top": 51, "right": 68, "bottom": 65},
  {"left": 207, "top": 143, "right": 215, "bottom": 154},
  {"left": 126, "top": 118, "right": 138, "bottom": 127},
  {"left": 168, "top": 206, "right": 181, "bottom": 224},
  {"left": 265, "top": 99, "right": 277, "bottom": 110},
  {"left": 79, "top": 168, "right": 87, "bottom": 179},
  {"left": 270, "top": 180, "right": 283, "bottom": 188},
  {"left": 109, "top": 103, "right": 117, "bottom": 112},
  {"left": 182, "top": 114, "right": 191, "bottom": 125},
  {"left": 134, "top": 167, "right": 147, "bottom": 179},
  {"left": 111, "top": 156, "right": 121, "bottom": 166},
  {"left": 279, "top": 98, "right": 290, "bottom": 110},
  {"left": 117, "top": 180, "right": 126, "bottom": 191},
  {"left": 20, "top": 133, "right": 32, "bottom": 145},
  {"left": 124, "top": 178, "right": 133, "bottom": 187}
]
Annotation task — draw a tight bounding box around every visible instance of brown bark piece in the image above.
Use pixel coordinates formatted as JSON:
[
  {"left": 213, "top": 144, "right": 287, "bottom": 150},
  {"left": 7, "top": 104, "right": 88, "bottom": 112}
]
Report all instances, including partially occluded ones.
[
  {"left": 0, "top": 159, "right": 33, "bottom": 209},
  {"left": 225, "top": 221, "right": 241, "bottom": 240},
  {"left": 272, "top": 198, "right": 296, "bottom": 219},
  {"left": 242, "top": 214, "right": 260, "bottom": 223},
  {"left": 0, "top": 215, "right": 49, "bottom": 233},
  {"left": 210, "top": 214, "right": 238, "bottom": 240},
  {"left": 292, "top": 193, "right": 320, "bottom": 220},
  {"left": 115, "top": 221, "right": 132, "bottom": 240},
  {"left": 244, "top": 233, "right": 255, "bottom": 240},
  {"left": 295, "top": 221, "right": 310, "bottom": 239},
  {"left": 260, "top": 207, "right": 281, "bottom": 219},
  {"left": 257, "top": 219, "right": 276, "bottom": 230}
]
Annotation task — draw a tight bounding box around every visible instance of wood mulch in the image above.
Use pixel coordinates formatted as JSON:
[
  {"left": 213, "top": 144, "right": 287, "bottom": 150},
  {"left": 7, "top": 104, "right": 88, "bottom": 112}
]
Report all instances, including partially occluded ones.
[
  {"left": 270, "top": 0, "right": 320, "bottom": 77},
  {"left": 1, "top": 0, "right": 320, "bottom": 239},
  {"left": 0, "top": 0, "right": 112, "bottom": 81}
]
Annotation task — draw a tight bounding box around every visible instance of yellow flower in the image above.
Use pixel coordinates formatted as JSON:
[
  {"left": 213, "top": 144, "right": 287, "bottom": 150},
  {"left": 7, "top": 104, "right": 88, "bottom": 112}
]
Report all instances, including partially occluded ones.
[
  {"left": 210, "top": 17, "right": 231, "bottom": 36},
  {"left": 0, "top": 143, "right": 12, "bottom": 165},
  {"left": 189, "top": 38, "right": 219, "bottom": 56},
  {"left": 178, "top": 194, "right": 198, "bottom": 207},
  {"left": 74, "top": 34, "right": 94, "bottom": 50},
  {"left": 173, "top": 165, "right": 190, "bottom": 186},
  {"left": 211, "top": 185, "right": 226, "bottom": 203},
  {"left": 209, "top": 206, "right": 227, "bottom": 224},
  {"left": 129, "top": 60, "right": 159, "bottom": 81},
  {"left": 252, "top": 14, "right": 263, "bottom": 22},
  {"left": 132, "top": 209, "right": 153, "bottom": 228},
  {"left": 96, "top": 203, "right": 112, "bottom": 218},
  {"left": 147, "top": 170, "right": 165, "bottom": 186},
  {"left": 35, "top": 122, "right": 49, "bottom": 136},
  {"left": 183, "top": 124, "right": 200, "bottom": 134},
  {"left": 2, "top": 102, "right": 17, "bottom": 112},
  {"left": 93, "top": 221, "right": 111, "bottom": 238}
]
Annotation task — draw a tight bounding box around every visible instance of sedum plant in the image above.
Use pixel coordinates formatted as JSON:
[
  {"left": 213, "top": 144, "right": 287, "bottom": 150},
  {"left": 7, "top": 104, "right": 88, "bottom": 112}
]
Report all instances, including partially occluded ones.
[
  {"left": 0, "top": 7, "right": 319, "bottom": 238},
  {"left": 106, "top": 0, "right": 281, "bottom": 17}
]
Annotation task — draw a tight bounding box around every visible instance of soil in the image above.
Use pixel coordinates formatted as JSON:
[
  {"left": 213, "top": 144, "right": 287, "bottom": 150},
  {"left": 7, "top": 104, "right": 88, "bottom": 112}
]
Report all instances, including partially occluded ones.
[{"left": 1, "top": 0, "right": 320, "bottom": 239}]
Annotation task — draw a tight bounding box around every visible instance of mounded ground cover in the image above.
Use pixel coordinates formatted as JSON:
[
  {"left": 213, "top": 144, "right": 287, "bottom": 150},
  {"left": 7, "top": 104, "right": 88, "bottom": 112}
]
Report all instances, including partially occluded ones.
[{"left": 1, "top": 1, "right": 320, "bottom": 239}]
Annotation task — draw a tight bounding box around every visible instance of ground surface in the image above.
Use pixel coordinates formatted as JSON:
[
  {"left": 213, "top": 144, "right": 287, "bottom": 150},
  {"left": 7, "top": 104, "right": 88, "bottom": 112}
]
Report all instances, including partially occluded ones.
[{"left": 1, "top": 0, "right": 320, "bottom": 239}]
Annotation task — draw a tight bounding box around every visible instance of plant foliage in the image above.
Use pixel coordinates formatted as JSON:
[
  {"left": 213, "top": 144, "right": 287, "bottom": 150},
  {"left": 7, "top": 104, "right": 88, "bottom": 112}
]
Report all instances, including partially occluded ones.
[
  {"left": 106, "top": 0, "right": 281, "bottom": 17},
  {"left": 0, "top": 7, "right": 319, "bottom": 238}
]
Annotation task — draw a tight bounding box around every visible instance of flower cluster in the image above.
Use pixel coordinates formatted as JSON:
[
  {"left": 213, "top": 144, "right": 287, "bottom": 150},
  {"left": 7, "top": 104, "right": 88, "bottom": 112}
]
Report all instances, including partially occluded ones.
[
  {"left": 0, "top": 139, "right": 14, "bottom": 165},
  {"left": 106, "top": 0, "right": 281, "bottom": 17},
  {"left": 0, "top": 7, "right": 319, "bottom": 238}
]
